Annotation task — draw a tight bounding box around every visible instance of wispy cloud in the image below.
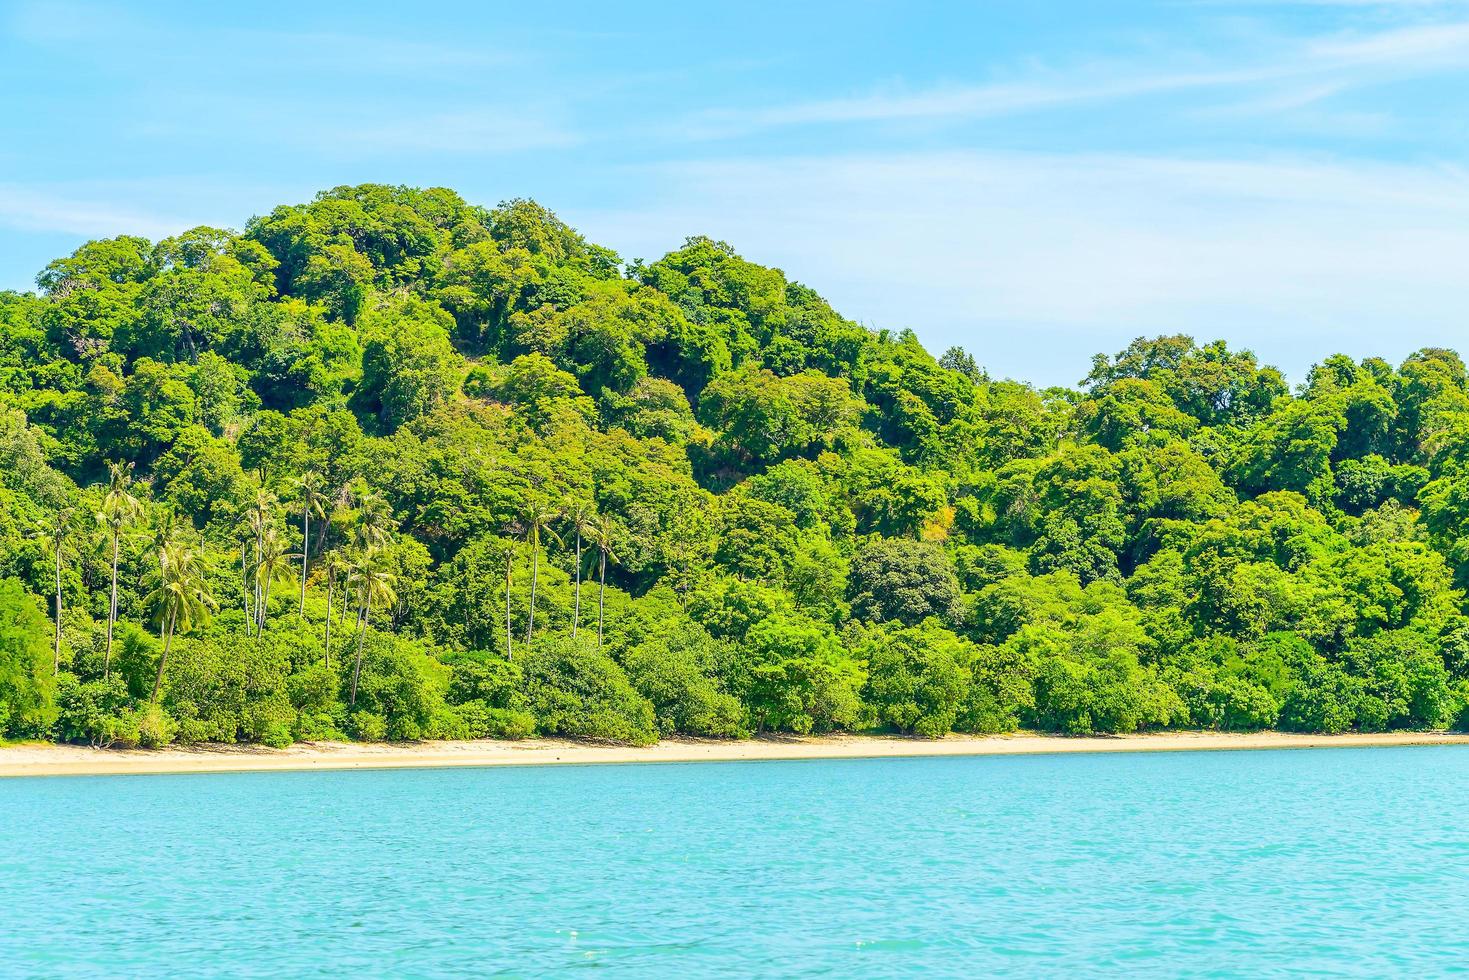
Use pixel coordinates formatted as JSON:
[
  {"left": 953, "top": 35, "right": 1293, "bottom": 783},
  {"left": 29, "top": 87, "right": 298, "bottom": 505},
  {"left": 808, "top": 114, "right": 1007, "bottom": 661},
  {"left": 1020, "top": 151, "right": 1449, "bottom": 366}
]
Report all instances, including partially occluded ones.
[
  {"left": 0, "top": 184, "right": 191, "bottom": 240},
  {"left": 683, "top": 17, "right": 1469, "bottom": 137}
]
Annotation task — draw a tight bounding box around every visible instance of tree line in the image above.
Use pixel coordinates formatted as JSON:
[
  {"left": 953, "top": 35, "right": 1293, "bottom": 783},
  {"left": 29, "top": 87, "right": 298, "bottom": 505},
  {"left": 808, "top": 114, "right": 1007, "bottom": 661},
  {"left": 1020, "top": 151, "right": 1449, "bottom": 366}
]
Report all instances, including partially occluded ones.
[{"left": 2, "top": 184, "right": 1469, "bottom": 746}]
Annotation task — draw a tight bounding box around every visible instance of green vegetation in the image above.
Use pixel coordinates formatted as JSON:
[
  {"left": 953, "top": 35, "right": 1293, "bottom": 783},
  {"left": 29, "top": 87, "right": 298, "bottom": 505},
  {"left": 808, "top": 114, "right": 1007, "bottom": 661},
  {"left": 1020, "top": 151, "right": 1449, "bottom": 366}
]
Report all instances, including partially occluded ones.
[{"left": 2, "top": 184, "right": 1468, "bottom": 746}]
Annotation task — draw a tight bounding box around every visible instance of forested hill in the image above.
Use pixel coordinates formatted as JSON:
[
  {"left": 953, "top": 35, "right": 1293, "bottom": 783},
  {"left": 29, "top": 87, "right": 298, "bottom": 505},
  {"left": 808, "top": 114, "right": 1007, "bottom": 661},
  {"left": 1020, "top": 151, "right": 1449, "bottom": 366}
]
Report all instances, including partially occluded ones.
[{"left": 2, "top": 183, "right": 1468, "bottom": 747}]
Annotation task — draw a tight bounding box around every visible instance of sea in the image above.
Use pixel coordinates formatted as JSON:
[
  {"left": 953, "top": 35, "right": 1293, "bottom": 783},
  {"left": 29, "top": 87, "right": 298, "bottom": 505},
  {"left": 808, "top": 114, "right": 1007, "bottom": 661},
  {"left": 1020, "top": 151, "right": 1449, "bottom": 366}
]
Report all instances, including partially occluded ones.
[{"left": 3, "top": 745, "right": 1468, "bottom": 976}]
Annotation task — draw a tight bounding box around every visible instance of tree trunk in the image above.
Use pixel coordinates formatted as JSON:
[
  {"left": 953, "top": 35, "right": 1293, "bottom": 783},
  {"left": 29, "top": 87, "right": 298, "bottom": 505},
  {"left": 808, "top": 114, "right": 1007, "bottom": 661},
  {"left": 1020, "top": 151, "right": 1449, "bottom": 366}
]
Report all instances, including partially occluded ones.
[
  {"left": 324, "top": 567, "right": 334, "bottom": 669},
  {"left": 242, "top": 542, "right": 252, "bottom": 637},
  {"left": 105, "top": 532, "right": 119, "bottom": 680},
  {"left": 53, "top": 544, "right": 62, "bottom": 675},
  {"left": 526, "top": 534, "right": 538, "bottom": 646},
  {"left": 351, "top": 590, "right": 371, "bottom": 706},
  {"left": 505, "top": 555, "right": 513, "bottom": 661},
  {"left": 253, "top": 526, "right": 262, "bottom": 629},
  {"left": 598, "top": 550, "right": 607, "bottom": 649},
  {"left": 259, "top": 573, "right": 272, "bottom": 634},
  {"left": 151, "top": 612, "right": 174, "bottom": 703},
  {"left": 572, "top": 531, "right": 582, "bottom": 640},
  {"left": 300, "top": 509, "right": 310, "bottom": 618}
]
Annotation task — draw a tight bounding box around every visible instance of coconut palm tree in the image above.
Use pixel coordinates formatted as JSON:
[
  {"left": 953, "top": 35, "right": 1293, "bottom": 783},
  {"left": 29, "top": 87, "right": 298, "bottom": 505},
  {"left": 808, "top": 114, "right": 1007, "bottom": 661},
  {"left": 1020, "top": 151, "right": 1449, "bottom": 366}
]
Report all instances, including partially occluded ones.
[
  {"left": 145, "top": 542, "right": 216, "bottom": 703},
  {"left": 321, "top": 549, "right": 346, "bottom": 668},
  {"left": 520, "top": 499, "right": 561, "bottom": 647},
  {"left": 564, "top": 502, "right": 596, "bottom": 640},
  {"left": 503, "top": 540, "right": 516, "bottom": 660},
  {"left": 149, "top": 506, "right": 187, "bottom": 571},
  {"left": 591, "top": 513, "right": 619, "bottom": 649},
  {"left": 96, "top": 461, "right": 143, "bottom": 679},
  {"left": 240, "top": 538, "right": 252, "bottom": 630},
  {"left": 41, "top": 505, "right": 76, "bottom": 675},
  {"left": 251, "top": 526, "right": 299, "bottom": 635},
  {"left": 352, "top": 487, "right": 394, "bottom": 553},
  {"left": 293, "top": 470, "right": 327, "bottom": 618},
  {"left": 348, "top": 561, "right": 397, "bottom": 706},
  {"left": 244, "top": 490, "right": 277, "bottom": 636}
]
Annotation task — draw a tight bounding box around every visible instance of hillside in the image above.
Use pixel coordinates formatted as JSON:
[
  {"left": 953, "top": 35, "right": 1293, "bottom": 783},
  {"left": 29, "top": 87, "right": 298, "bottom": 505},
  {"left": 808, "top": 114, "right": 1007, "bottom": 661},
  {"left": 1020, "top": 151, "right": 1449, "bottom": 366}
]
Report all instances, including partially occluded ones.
[{"left": 1, "top": 183, "right": 1468, "bottom": 747}]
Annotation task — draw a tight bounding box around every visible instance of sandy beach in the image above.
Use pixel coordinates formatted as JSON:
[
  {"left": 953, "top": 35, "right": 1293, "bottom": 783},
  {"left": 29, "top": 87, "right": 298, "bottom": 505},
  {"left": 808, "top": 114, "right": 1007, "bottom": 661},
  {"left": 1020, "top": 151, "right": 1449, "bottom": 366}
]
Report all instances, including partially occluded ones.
[{"left": 3, "top": 730, "right": 1468, "bottom": 778}]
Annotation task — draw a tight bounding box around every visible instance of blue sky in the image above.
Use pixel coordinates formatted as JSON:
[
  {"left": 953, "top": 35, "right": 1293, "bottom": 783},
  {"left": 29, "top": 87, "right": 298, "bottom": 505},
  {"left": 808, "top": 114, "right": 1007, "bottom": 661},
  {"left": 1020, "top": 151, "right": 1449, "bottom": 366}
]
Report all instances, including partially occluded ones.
[{"left": 3, "top": 0, "right": 1469, "bottom": 386}]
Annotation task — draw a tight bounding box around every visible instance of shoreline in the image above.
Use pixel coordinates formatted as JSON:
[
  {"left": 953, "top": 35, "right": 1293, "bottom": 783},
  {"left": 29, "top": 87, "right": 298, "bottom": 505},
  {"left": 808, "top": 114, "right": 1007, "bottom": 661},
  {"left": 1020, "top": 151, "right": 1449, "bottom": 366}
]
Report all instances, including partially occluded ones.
[{"left": 3, "top": 730, "right": 1468, "bottom": 778}]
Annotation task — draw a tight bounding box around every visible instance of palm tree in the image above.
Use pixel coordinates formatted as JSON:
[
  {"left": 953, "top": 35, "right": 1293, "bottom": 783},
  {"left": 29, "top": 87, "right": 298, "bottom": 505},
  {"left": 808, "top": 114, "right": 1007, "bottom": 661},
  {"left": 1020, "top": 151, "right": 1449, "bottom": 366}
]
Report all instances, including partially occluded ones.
[
  {"left": 42, "top": 505, "right": 76, "bottom": 675},
  {"left": 293, "top": 471, "right": 327, "bottom": 618},
  {"left": 250, "top": 526, "right": 298, "bottom": 634},
  {"left": 96, "top": 461, "right": 143, "bottom": 679},
  {"left": 564, "top": 502, "right": 596, "bottom": 640},
  {"left": 244, "top": 490, "right": 277, "bottom": 636},
  {"left": 348, "top": 561, "right": 397, "bottom": 706},
  {"left": 520, "top": 499, "right": 562, "bottom": 646},
  {"left": 149, "top": 506, "right": 185, "bottom": 571},
  {"left": 503, "top": 541, "right": 515, "bottom": 661},
  {"left": 321, "top": 549, "right": 345, "bottom": 668},
  {"left": 240, "top": 538, "right": 252, "bottom": 630},
  {"left": 591, "top": 513, "right": 619, "bottom": 649},
  {"left": 145, "top": 542, "right": 216, "bottom": 702},
  {"left": 352, "top": 487, "right": 394, "bottom": 553}
]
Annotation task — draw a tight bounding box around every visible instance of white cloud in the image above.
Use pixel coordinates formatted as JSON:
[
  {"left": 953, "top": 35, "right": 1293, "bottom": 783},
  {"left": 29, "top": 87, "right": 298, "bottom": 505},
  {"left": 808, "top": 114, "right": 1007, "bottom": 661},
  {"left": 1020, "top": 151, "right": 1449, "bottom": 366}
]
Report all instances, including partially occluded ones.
[
  {"left": 683, "top": 18, "right": 1469, "bottom": 137},
  {"left": 575, "top": 152, "right": 1469, "bottom": 385}
]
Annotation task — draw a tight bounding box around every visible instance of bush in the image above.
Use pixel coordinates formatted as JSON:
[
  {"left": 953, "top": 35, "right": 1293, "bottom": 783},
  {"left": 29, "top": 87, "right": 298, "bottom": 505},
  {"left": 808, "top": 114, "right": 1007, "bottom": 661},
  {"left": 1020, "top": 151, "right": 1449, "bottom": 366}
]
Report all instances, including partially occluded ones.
[
  {"left": 858, "top": 620, "right": 970, "bottom": 737},
  {"left": 0, "top": 577, "right": 56, "bottom": 736},
  {"left": 1171, "top": 666, "right": 1280, "bottom": 731},
  {"left": 160, "top": 631, "right": 291, "bottom": 743},
  {"left": 1032, "top": 649, "right": 1182, "bottom": 735},
  {"left": 452, "top": 700, "right": 537, "bottom": 739},
  {"left": 346, "top": 632, "right": 453, "bottom": 741},
  {"left": 441, "top": 649, "right": 538, "bottom": 739},
  {"left": 522, "top": 637, "right": 656, "bottom": 744},
  {"left": 54, "top": 674, "right": 176, "bottom": 747},
  {"left": 727, "top": 616, "right": 867, "bottom": 734},
  {"left": 623, "top": 622, "right": 747, "bottom": 738},
  {"left": 1279, "top": 655, "right": 1361, "bottom": 734},
  {"left": 1344, "top": 630, "right": 1455, "bottom": 730},
  {"left": 955, "top": 643, "right": 1033, "bottom": 734},
  {"left": 55, "top": 674, "right": 131, "bottom": 746}
]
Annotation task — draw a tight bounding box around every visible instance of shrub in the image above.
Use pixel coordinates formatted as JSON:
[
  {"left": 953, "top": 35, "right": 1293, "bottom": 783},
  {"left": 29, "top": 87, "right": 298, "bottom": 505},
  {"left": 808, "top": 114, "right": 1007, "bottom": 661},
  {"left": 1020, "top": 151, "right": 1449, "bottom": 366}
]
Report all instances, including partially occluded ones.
[
  {"left": 522, "top": 637, "right": 656, "bottom": 744},
  {"left": 858, "top": 620, "right": 970, "bottom": 737},
  {"left": 0, "top": 576, "right": 56, "bottom": 736},
  {"left": 728, "top": 616, "right": 867, "bottom": 734},
  {"left": 346, "top": 632, "right": 453, "bottom": 741},
  {"left": 623, "top": 622, "right": 747, "bottom": 738}
]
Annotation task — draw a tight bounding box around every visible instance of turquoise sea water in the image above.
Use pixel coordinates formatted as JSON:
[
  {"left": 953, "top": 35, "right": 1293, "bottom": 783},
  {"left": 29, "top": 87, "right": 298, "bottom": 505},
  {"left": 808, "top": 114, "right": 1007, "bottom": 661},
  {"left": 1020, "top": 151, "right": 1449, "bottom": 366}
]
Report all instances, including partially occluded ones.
[{"left": 4, "top": 746, "right": 1469, "bottom": 976}]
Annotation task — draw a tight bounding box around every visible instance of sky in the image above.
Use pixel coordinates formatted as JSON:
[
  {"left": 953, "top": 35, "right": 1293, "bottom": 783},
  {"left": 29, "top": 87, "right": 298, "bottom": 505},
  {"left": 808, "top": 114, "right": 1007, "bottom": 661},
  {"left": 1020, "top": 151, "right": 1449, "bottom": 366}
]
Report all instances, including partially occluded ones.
[{"left": 2, "top": 0, "right": 1469, "bottom": 387}]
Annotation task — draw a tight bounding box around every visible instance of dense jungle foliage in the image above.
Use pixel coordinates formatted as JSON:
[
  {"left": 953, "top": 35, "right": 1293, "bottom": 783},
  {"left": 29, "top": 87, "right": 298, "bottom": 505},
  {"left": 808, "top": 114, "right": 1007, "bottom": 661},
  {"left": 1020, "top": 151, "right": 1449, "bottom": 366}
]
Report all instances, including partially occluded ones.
[{"left": 2, "top": 184, "right": 1468, "bottom": 747}]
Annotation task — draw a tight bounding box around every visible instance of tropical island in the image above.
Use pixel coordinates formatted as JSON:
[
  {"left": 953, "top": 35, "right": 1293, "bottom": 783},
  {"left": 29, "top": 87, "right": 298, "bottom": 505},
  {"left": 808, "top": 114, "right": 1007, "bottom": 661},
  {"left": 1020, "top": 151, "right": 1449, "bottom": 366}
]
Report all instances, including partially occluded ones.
[{"left": 2, "top": 184, "right": 1468, "bottom": 753}]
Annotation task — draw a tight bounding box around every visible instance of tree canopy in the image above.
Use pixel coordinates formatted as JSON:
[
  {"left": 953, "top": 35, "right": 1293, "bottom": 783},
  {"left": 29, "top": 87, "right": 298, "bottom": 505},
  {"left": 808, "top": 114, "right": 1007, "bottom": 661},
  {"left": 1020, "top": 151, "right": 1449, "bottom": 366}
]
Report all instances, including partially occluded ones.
[{"left": 2, "top": 183, "right": 1468, "bottom": 745}]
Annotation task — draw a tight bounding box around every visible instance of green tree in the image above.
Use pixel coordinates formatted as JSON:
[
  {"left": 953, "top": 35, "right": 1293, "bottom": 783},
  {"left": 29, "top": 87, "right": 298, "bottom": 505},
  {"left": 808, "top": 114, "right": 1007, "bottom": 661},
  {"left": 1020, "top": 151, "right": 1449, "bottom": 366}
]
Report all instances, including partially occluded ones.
[
  {"left": 0, "top": 578, "right": 55, "bottom": 736},
  {"left": 859, "top": 620, "right": 972, "bottom": 736},
  {"left": 96, "top": 461, "right": 143, "bottom": 678},
  {"left": 564, "top": 502, "right": 596, "bottom": 640},
  {"left": 520, "top": 498, "right": 562, "bottom": 647},
  {"left": 40, "top": 504, "right": 77, "bottom": 675},
  {"left": 349, "top": 561, "right": 398, "bottom": 706},
  {"left": 847, "top": 538, "right": 961, "bottom": 626},
  {"left": 145, "top": 542, "right": 216, "bottom": 702},
  {"left": 293, "top": 470, "right": 327, "bottom": 618}
]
